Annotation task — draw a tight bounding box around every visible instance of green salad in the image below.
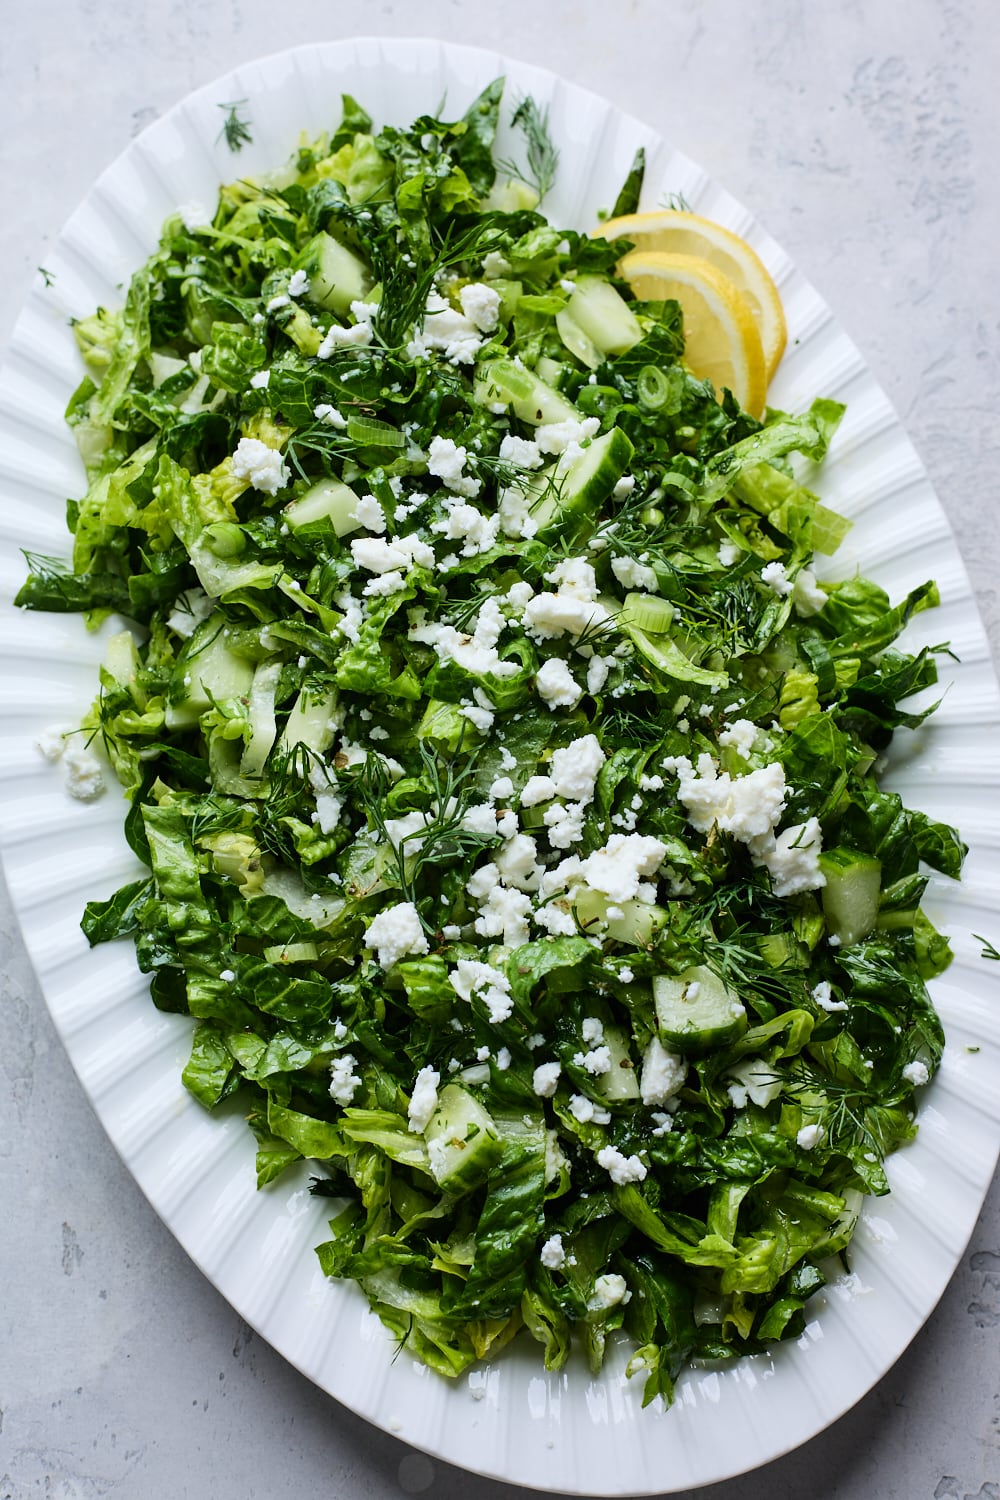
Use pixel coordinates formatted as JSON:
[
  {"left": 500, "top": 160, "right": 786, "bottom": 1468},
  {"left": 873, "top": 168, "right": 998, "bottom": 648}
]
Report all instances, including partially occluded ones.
[{"left": 20, "top": 81, "right": 966, "bottom": 1404}]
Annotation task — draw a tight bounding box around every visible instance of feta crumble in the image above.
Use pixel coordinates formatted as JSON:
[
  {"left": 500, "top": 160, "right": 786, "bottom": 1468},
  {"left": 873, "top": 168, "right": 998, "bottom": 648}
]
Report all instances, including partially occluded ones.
[
  {"left": 364, "top": 902, "right": 430, "bottom": 969},
  {"left": 231, "top": 437, "right": 290, "bottom": 495}
]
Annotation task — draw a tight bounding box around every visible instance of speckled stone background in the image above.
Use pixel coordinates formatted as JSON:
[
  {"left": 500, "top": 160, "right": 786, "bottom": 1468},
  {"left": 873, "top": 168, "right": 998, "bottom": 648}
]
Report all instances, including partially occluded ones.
[{"left": 1, "top": 2, "right": 998, "bottom": 1497}]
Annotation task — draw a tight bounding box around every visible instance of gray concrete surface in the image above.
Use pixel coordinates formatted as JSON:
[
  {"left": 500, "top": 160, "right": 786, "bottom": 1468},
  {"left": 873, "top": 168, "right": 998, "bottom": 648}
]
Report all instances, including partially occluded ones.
[{"left": 1, "top": 2, "right": 998, "bottom": 1496}]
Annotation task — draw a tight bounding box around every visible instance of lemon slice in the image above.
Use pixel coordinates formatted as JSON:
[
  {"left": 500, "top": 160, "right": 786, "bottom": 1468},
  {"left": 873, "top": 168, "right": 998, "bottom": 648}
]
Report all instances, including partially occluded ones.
[
  {"left": 616, "top": 249, "right": 768, "bottom": 418},
  {"left": 596, "top": 209, "right": 787, "bottom": 380}
]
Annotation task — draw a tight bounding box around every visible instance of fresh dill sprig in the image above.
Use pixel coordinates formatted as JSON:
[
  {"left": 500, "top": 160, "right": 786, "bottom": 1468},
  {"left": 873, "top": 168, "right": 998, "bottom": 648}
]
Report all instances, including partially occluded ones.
[
  {"left": 659, "top": 190, "right": 692, "bottom": 212},
  {"left": 372, "top": 214, "right": 511, "bottom": 350},
  {"left": 496, "top": 95, "right": 560, "bottom": 202},
  {"left": 974, "top": 934, "right": 1000, "bottom": 961},
  {"left": 37, "top": 266, "right": 55, "bottom": 288},
  {"left": 355, "top": 743, "right": 490, "bottom": 923},
  {"left": 217, "top": 99, "right": 253, "bottom": 153}
]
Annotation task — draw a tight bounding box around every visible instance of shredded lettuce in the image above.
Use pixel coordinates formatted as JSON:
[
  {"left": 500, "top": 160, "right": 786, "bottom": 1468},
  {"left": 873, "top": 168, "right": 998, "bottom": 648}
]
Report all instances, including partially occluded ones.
[{"left": 20, "top": 80, "right": 965, "bottom": 1407}]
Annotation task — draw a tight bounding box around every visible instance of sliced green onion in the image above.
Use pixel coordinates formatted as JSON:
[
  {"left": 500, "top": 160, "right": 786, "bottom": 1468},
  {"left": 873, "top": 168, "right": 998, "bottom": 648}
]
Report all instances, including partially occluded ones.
[
  {"left": 346, "top": 415, "right": 406, "bottom": 448},
  {"left": 637, "top": 364, "right": 671, "bottom": 410}
]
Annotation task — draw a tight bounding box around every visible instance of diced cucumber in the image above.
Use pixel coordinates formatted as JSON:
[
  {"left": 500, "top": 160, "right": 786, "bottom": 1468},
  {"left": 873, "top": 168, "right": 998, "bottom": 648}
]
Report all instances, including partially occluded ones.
[
  {"left": 240, "top": 661, "right": 283, "bottom": 778},
  {"left": 473, "top": 357, "right": 580, "bottom": 426},
  {"left": 565, "top": 276, "right": 642, "bottom": 356},
  {"left": 592, "top": 1024, "right": 641, "bottom": 1102},
  {"left": 276, "top": 687, "right": 339, "bottom": 758},
  {"left": 424, "top": 1084, "right": 503, "bottom": 1192},
  {"left": 531, "top": 426, "right": 635, "bottom": 541},
  {"left": 572, "top": 886, "right": 668, "bottom": 947},
  {"left": 653, "top": 965, "right": 747, "bottom": 1054},
  {"left": 263, "top": 941, "right": 320, "bottom": 965},
  {"left": 165, "top": 617, "right": 254, "bottom": 730},
  {"left": 818, "top": 847, "right": 882, "bottom": 946},
  {"left": 104, "top": 629, "right": 146, "bottom": 708},
  {"left": 284, "top": 477, "right": 361, "bottom": 536},
  {"left": 296, "top": 232, "right": 373, "bottom": 317},
  {"left": 555, "top": 308, "right": 603, "bottom": 370}
]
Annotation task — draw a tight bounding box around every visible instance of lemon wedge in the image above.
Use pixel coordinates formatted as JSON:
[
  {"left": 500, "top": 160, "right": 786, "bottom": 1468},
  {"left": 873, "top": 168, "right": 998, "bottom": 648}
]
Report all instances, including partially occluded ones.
[
  {"left": 596, "top": 209, "right": 787, "bottom": 380},
  {"left": 616, "top": 249, "right": 768, "bottom": 418}
]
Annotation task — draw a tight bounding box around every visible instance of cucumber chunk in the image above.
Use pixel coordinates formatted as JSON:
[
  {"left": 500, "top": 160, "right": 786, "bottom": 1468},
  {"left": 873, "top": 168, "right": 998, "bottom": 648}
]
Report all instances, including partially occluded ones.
[
  {"left": 297, "top": 232, "right": 373, "bottom": 317},
  {"left": 473, "top": 357, "right": 580, "bottom": 426},
  {"left": 165, "top": 617, "right": 254, "bottom": 730},
  {"left": 424, "top": 1084, "right": 503, "bottom": 1192},
  {"left": 593, "top": 1024, "right": 641, "bottom": 1102},
  {"left": 819, "top": 847, "right": 882, "bottom": 946},
  {"left": 531, "top": 426, "right": 635, "bottom": 541},
  {"left": 284, "top": 477, "right": 362, "bottom": 536},
  {"left": 653, "top": 965, "right": 747, "bottom": 1054},
  {"left": 565, "top": 275, "right": 642, "bottom": 356}
]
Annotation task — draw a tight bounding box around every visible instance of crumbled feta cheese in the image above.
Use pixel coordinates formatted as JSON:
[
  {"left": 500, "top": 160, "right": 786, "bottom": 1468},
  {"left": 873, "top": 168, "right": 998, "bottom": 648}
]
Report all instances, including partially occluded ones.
[
  {"left": 540, "top": 1233, "right": 566, "bottom": 1270},
  {"left": 461, "top": 801, "right": 499, "bottom": 838},
  {"left": 533, "top": 1061, "right": 562, "bottom": 1098},
  {"left": 581, "top": 1017, "right": 605, "bottom": 1046},
  {"left": 596, "top": 1145, "right": 647, "bottom": 1184},
  {"left": 520, "top": 775, "right": 556, "bottom": 807},
  {"left": 717, "top": 718, "right": 759, "bottom": 759},
  {"left": 612, "top": 475, "right": 636, "bottom": 501},
  {"left": 792, "top": 567, "right": 828, "bottom": 616},
  {"left": 499, "top": 433, "right": 543, "bottom": 470},
  {"left": 472, "top": 883, "right": 533, "bottom": 948},
  {"left": 757, "top": 817, "right": 825, "bottom": 897},
  {"left": 35, "top": 724, "right": 71, "bottom": 762},
  {"left": 533, "top": 900, "right": 578, "bottom": 937},
  {"left": 266, "top": 293, "right": 290, "bottom": 312},
  {"left": 459, "top": 281, "right": 501, "bottom": 333},
  {"left": 618, "top": 967, "right": 635, "bottom": 984},
  {"left": 496, "top": 833, "right": 542, "bottom": 890},
  {"left": 589, "top": 1273, "right": 630, "bottom": 1310},
  {"left": 495, "top": 1047, "right": 512, "bottom": 1071},
  {"left": 317, "top": 318, "right": 372, "bottom": 356},
  {"left": 535, "top": 658, "right": 582, "bottom": 711},
  {"left": 810, "top": 980, "right": 848, "bottom": 1013},
  {"left": 219, "top": 968, "right": 236, "bottom": 983},
  {"left": 535, "top": 416, "right": 600, "bottom": 455},
  {"left": 586, "top": 655, "right": 615, "bottom": 695},
  {"left": 352, "top": 494, "right": 386, "bottom": 533},
  {"left": 450, "top": 958, "right": 514, "bottom": 1023},
  {"left": 796, "top": 1123, "right": 824, "bottom": 1151},
  {"left": 363, "top": 571, "right": 406, "bottom": 597},
  {"left": 329, "top": 1053, "right": 362, "bottom": 1106},
  {"left": 573, "top": 1045, "right": 612, "bottom": 1077},
  {"left": 489, "top": 775, "right": 515, "bottom": 802},
  {"left": 497, "top": 485, "right": 540, "bottom": 540},
  {"left": 717, "top": 540, "right": 741, "bottom": 567},
  {"left": 410, "top": 289, "right": 484, "bottom": 365},
  {"left": 902, "top": 1060, "right": 930, "bottom": 1087},
  {"left": 581, "top": 833, "right": 668, "bottom": 903},
  {"left": 670, "top": 753, "right": 786, "bottom": 840},
  {"left": 351, "top": 533, "right": 435, "bottom": 575},
  {"left": 482, "top": 250, "right": 512, "bottom": 278},
  {"left": 364, "top": 902, "right": 430, "bottom": 969},
  {"left": 64, "top": 747, "right": 105, "bottom": 801},
  {"left": 411, "top": 604, "right": 518, "bottom": 681},
  {"left": 407, "top": 1066, "right": 440, "bottom": 1133},
  {"left": 640, "top": 1037, "right": 687, "bottom": 1106},
  {"left": 249, "top": 368, "right": 270, "bottom": 389},
  {"left": 611, "top": 555, "right": 658, "bottom": 592},
  {"left": 568, "top": 1094, "right": 611, "bottom": 1125},
  {"left": 549, "top": 735, "right": 605, "bottom": 805},
  {"left": 427, "top": 434, "right": 482, "bottom": 499},
  {"left": 287, "top": 268, "right": 310, "bottom": 298},
  {"left": 544, "top": 801, "right": 587, "bottom": 850},
  {"left": 650, "top": 1111, "right": 674, "bottom": 1137},
  {"left": 231, "top": 437, "right": 290, "bottom": 495},
  {"left": 432, "top": 498, "right": 498, "bottom": 555},
  {"left": 314, "top": 402, "right": 348, "bottom": 428},
  {"left": 760, "top": 560, "right": 793, "bottom": 597}
]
